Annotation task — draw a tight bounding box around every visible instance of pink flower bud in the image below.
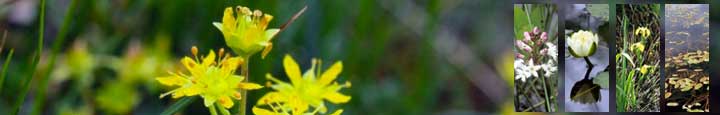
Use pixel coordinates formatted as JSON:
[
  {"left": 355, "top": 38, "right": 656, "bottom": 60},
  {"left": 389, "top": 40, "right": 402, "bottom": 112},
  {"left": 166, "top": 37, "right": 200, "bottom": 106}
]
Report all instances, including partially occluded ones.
[
  {"left": 516, "top": 53, "right": 525, "bottom": 59},
  {"left": 516, "top": 40, "right": 524, "bottom": 48},
  {"left": 533, "top": 27, "right": 540, "bottom": 35},
  {"left": 523, "top": 32, "right": 532, "bottom": 41},
  {"left": 540, "top": 48, "right": 548, "bottom": 55},
  {"left": 523, "top": 45, "right": 532, "bottom": 52},
  {"left": 540, "top": 32, "right": 548, "bottom": 42}
]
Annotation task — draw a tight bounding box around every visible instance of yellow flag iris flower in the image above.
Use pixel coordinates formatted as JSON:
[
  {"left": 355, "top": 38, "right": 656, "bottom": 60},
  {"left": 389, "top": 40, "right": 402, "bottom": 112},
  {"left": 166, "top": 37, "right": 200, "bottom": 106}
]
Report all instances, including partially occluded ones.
[{"left": 634, "top": 27, "right": 651, "bottom": 38}]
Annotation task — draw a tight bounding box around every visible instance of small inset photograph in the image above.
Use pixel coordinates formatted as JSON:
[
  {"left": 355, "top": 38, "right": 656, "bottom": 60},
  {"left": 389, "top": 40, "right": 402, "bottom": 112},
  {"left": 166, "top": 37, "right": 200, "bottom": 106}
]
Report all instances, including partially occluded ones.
[
  {"left": 513, "top": 4, "right": 558, "bottom": 112},
  {"left": 615, "top": 4, "right": 661, "bottom": 112},
  {"left": 664, "top": 4, "right": 710, "bottom": 112},
  {"left": 563, "top": 4, "right": 609, "bottom": 112}
]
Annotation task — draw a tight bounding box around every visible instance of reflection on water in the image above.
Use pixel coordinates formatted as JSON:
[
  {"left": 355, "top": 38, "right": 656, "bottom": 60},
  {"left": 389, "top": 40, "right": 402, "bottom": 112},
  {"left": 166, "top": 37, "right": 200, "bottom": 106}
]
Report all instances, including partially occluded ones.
[
  {"left": 665, "top": 4, "right": 709, "bottom": 56},
  {"left": 663, "top": 4, "right": 709, "bottom": 112}
]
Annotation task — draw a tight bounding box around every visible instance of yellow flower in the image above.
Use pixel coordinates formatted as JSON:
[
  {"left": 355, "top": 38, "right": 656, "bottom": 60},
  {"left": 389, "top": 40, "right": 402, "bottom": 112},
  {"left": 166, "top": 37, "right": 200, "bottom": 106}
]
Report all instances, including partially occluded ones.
[
  {"left": 631, "top": 42, "right": 645, "bottom": 53},
  {"left": 634, "top": 27, "right": 651, "bottom": 38},
  {"left": 156, "top": 46, "right": 263, "bottom": 110},
  {"left": 213, "top": 6, "right": 280, "bottom": 58},
  {"left": 639, "top": 65, "right": 654, "bottom": 75},
  {"left": 253, "top": 54, "right": 351, "bottom": 115},
  {"left": 567, "top": 30, "right": 598, "bottom": 57}
]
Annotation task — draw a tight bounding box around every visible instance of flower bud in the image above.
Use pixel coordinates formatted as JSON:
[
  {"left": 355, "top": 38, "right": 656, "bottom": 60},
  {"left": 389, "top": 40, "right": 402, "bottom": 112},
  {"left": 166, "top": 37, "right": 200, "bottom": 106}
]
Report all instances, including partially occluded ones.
[
  {"left": 523, "top": 32, "right": 532, "bottom": 41},
  {"left": 516, "top": 40, "right": 526, "bottom": 48},
  {"left": 516, "top": 53, "right": 525, "bottom": 59}
]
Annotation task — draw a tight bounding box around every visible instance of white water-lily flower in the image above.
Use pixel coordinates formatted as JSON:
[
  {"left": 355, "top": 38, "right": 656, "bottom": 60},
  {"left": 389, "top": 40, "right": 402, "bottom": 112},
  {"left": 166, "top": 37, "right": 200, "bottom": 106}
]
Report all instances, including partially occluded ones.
[{"left": 567, "top": 30, "right": 598, "bottom": 57}]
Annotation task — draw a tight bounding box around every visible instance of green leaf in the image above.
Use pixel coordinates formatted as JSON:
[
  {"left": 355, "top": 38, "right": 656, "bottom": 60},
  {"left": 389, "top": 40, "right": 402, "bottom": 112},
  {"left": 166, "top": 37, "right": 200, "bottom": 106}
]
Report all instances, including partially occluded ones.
[
  {"left": 593, "top": 72, "right": 609, "bottom": 89},
  {"left": 161, "top": 97, "right": 198, "bottom": 115},
  {"left": 620, "top": 52, "right": 636, "bottom": 67}
]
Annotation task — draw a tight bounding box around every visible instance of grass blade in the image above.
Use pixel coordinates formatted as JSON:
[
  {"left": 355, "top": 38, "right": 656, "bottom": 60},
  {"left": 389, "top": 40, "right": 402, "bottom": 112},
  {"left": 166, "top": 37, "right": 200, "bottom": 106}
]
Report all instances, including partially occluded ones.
[
  {"left": 31, "top": 0, "right": 79, "bottom": 114},
  {"left": 0, "top": 49, "right": 13, "bottom": 94},
  {"left": 13, "top": 0, "right": 45, "bottom": 113},
  {"left": 160, "top": 96, "right": 198, "bottom": 115}
]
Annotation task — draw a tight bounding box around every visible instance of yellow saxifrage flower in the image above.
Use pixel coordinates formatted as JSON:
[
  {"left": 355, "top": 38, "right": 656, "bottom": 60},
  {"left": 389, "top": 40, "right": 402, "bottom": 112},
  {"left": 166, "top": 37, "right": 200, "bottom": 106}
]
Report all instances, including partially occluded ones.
[
  {"left": 567, "top": 30, "right": 599, "bottom": 57},
  {"left": 213, "top": 6, "right": 280, "bottom": 58},
  {"left": 156, "top": 46, "right": 263, "bottom": 109},
  {"left": 253, "top": 54, "right": 351, "bottom": 115},
  {"left": 635, "top": 27, "right": 651, "bottom": 38}
]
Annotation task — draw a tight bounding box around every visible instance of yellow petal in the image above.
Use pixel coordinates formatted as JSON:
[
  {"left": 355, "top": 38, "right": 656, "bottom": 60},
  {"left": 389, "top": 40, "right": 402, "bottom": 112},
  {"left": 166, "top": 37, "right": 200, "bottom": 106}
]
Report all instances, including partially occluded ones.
[
  {"left": 319, "top": 61, "right": 343, "bottom": 85},
  {"left": 257, "top": 92, "right": 283, "bottom": 105},
  {"left": 202, "top": 50, "right": 216, "bottom": 66},
  {"left": 261, "top": 43, "right": 272, "bottom": 59},
  {"left": 283, "top": 55, "right": 302, "bottom": 85},
  {"left": 221, "top": 57, "right": 242, "bottom": 73},
  {"left": 156, "top": 76, "right": 186, "bottom": 86},
  {"left": 238, "top": 82, "right": 263, "bottom": 90},
  {"left": 323, "top": 92, "right": 351, "bottom": 104},
  {"left": 218, "top": 96, "right": 234, "bottom": 108},
  {"left": 222, "top": 7, "right": 236, "bottom": 35},
  {"left": 175, "top": 85, "right": 202, "bottom": 98},
  {"left": 252, "top": 107, "right": 276, "bottom": 115},
  {"left": 181, "top": 57, "right": 196, "bottom": 71},
  {"left": 330, "top": 109, "right": 344, "bottom": 115}
]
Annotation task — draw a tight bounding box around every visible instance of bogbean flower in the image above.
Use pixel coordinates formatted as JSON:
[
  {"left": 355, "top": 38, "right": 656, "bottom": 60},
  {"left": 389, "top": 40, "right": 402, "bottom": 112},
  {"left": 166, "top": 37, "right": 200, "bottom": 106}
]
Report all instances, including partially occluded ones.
[
  {"left": 514, "top": 27, "right": 557, "bottom": 82},
  {"left": 634, "top": 27, "right": 651, "bottom": 38},
  {"left": 546, "top": 43, "right": 557, "bottom": 61},
  {"left": 156, "top": 46, "right": 263, "bottom": 111},
  {"left": 567, "top": 30, "right": 598, "bottom": 57},
  {"left": 253, "top": 54, "right": 350, "bottom": 115},
  {"left": 213, "top": 6, "right": 280, "bottom": 58}
]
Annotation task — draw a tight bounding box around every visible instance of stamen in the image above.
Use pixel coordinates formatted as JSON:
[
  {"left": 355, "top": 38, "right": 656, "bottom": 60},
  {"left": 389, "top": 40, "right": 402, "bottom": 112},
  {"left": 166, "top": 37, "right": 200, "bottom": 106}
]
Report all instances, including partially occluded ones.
[
  {"left": 219, "top": 48, "right": 225, "bottom": 58},
  {"left": 191, "top": 46, "right": 199, "bottom": 57},
  {"left": 233, "top": 92, "right": 242, "bottom": 99}
]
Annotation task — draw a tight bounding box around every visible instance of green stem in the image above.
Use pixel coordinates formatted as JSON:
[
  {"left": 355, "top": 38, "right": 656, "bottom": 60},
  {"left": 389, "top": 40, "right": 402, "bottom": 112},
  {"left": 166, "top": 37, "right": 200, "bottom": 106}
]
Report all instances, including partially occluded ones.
[
  {"left": 32, "top": 0, "right": 78, "bottom": 114},
  {"left": 210, "top": 105, "right": 218, "bottom": 115},
  {"left": 239, "top": 57, "right": 250, "bottom": 115},
  {"left": 540, "top": 71, "right": 551, "bottom": 112},
  {"left": 217, "top": 103, "right": 231, "bottom": 115},
  {"left": 13, "top": 0, "right": 45, "bottom": 114}
]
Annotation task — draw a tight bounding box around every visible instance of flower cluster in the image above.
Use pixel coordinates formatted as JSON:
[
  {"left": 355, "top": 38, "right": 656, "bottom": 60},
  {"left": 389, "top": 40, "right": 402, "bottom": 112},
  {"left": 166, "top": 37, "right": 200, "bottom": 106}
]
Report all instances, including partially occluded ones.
[
  {"left": 514, "top": 27, "right": 557, "bottom": 82},
  {"left": 253, "top": 55, "right": 350, "bottom": 115},
  {"left": 159, "top": 4, "right": 348, "bottom": 115},
  {"left": 156, "top": 47, "right": 263, "bottom": 110}
]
